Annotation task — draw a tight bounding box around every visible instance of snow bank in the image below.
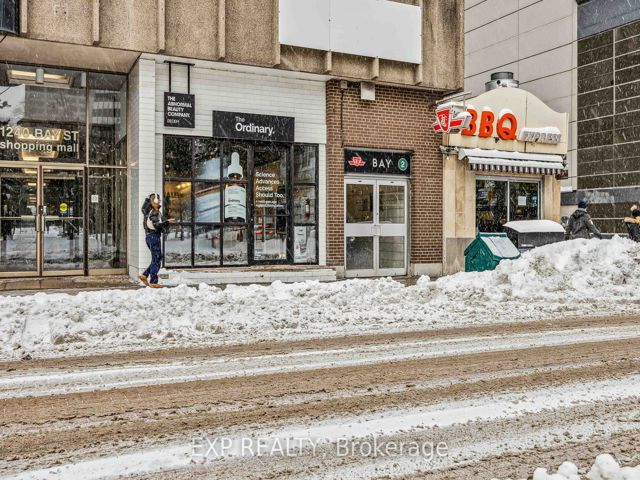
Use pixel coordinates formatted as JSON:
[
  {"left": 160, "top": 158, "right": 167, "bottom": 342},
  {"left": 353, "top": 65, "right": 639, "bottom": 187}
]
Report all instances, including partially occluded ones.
[
  {"left": 492, "top": 454, "right": 640, "bottom": 480},
  {"left": 1, "top": 237, "right": 640, "bottom": 359}
]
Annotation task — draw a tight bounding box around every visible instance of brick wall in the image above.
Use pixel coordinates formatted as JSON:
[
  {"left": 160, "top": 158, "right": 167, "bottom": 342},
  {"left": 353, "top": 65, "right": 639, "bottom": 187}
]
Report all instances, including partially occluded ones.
[{"left": 325, "top": 80, "right": 443, "bottom": 267}]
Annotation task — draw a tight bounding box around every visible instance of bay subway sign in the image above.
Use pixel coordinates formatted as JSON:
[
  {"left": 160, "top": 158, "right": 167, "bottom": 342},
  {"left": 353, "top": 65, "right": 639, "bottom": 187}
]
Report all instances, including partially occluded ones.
[{"left": 344, "top": 149, "right": 411, "bottom": 176}]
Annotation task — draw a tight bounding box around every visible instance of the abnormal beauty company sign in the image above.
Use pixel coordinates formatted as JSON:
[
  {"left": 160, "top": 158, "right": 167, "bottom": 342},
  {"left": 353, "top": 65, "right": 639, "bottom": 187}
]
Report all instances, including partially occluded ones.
[
  {"left": 164, "top": 92, "right": 195, "bottom": 128},
  {"left": 212, "top": 111, "right": 295, "bottom": 143}
]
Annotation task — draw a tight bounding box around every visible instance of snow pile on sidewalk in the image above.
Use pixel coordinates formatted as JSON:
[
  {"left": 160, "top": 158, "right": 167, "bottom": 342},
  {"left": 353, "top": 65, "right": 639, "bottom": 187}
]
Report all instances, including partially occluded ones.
[
  {"left": 436, "top": 235, "right": 640, "bottom": 302},
  {"left": 1, "top": 237, "right": 640, "bottom": 359},
  {"left": 492, "top": 454, "right": 640, "bottom": 480}
]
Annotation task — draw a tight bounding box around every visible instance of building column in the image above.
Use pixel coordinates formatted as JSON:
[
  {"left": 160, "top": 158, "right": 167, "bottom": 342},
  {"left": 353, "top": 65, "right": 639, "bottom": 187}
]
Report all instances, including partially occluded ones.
[
  {"left": 543, "top": 176, "right": 561, "bottom": 223},
  {"left": 127, "top": 57, "right": 158, "bottom": 279},
  {"left": 443, "top": 154, "right": 475, "bottom": 275}
]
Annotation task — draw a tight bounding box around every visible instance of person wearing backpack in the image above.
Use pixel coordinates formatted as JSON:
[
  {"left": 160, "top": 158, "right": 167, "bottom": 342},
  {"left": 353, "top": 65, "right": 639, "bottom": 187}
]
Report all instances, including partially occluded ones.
[
  {"left": 566, "top": 200, "right": 603, "bottom": 240},
  {"left": 139, "top": 193, "right": 172, "bottom": 288}
]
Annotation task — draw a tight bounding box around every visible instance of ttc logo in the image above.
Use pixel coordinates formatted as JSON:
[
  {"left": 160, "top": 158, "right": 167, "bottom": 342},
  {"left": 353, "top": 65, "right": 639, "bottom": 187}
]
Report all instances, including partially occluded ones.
[
  {"left": 348, "top": 156, "right": 366, "bottom": 167},
  {"left": 433, "top": 105, "right": 471, "bottom": 134}
]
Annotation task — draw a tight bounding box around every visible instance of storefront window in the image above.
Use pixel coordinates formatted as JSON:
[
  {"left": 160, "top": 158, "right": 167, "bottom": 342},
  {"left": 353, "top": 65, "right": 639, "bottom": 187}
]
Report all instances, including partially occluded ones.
[
  {"left": 0, "top": 65, "right": 128, "bottom": 276},
  {"left": 476, "top": 179, "right": 540, "bottom": 232},
  {"left": 164, "top": 224, "right": 191, "bottom": 267},
  {"left": 223, "top": 226, "right": 248, "bottom": 265},
  {"left": 509, "top": 182, "right": 539, "bottom": 222},
  {"left": 223, "top": 143, "right": 248, "bottom": 180},
  {"left": 194, "top": 139, "right": 220, "bottom": 180},
  {"left": 293, "top": 145, "right": 318, "bottom": 263},
  {"left": 87, "top": 168, "right": 127, "bottom": 270},
  {"left": 253, "top": 145, "right": 288, "bottom": 262},
  {"left": 88, "top": 73, "right": 127, "bottom": 166},
  {"left": 164, "top": 137, "right": 192, "bottom": 178},
  {"left": 194, "top": 182, "right": 220, "bottom": 223},
  {"left": 194, "top": 225, "right": 221, "bottom": 266},
  {"left": 163, "top": 137, "right": 318, "bottom": 267},
  {"left": 0, "top": 65, "right": 86, "bottom": 163},
  {"left": 165, "top": 181, "right": 192, "bottom": 223}
]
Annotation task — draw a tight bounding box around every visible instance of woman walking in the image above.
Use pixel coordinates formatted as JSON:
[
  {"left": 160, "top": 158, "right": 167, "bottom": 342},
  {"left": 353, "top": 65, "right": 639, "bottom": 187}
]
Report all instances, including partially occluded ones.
[{"left": 139, "top": 193, "right": 171, "bottom": 288}]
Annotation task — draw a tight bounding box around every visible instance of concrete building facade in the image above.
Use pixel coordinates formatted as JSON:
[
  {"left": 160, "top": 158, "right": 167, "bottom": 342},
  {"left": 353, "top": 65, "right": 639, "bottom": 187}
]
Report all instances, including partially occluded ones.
[
  {"left": 574, "top": 3, "right": 640, "bottom": 234},
  {"left": 465, "top": 0, "right": 640, "bottom": 235},
  {"left": 464, "top": 0, "right": 579, "bottom": 193},
  {"left": 0, "top": 0, "right": 464, "bottom": 282}
]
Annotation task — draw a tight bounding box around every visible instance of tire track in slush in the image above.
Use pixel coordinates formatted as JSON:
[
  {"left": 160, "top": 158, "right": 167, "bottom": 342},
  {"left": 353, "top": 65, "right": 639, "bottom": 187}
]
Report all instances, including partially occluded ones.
[
  {"left": 1, "top": 325, "right": 639, "bottom": 399},
  {"left": 1, "top": 317, "right": 639, "bottom": 479}
]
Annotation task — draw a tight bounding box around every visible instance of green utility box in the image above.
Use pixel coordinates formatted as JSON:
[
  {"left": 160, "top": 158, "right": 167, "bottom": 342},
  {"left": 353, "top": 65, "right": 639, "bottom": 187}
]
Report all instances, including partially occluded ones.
[{"left": 464, "top": 233, "right": 521, "bottom": 272}]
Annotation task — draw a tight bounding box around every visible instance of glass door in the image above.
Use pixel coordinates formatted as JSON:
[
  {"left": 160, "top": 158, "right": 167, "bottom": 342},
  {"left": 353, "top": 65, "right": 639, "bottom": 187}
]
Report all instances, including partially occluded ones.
[
  {"left": 41, "top": 167, "right": 84, "bottom": 275},
  {"left": 345, "top": 179, "right": 376, "bottom": 276},
  {"left": 377, "top": 180, "right": 408, "bottom": 276},
  {"left": 0, "top": 163, "right": 85, "bottom": 277},
  {"left": 345, "top": 178, "right": 408, "bottom": 277},
  {"left": 252, "top": 145, "right": 289, "bottom": 262},
  {"left": 0, "top": 166, "right": 38, "bottom": 276}
]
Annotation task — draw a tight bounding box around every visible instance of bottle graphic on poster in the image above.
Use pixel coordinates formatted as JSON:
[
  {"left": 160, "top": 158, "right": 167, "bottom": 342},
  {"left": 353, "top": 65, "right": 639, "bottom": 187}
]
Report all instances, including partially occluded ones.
[
  {"left": 304, "top": 198, "right": 311, "bottom": 219},
  {"left": 225, "top": 151, "right": 246, "bottom": 222}
]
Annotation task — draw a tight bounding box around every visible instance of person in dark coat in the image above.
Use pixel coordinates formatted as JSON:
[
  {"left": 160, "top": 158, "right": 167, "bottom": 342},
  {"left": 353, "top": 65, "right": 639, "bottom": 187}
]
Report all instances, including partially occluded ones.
[
  {"left": 566, "top": 200, "right": 603, "bottom": 240},
  {"left": 139, "top": 193, "right": 172, "bottom": 288},
  {"left": 624, "top": 205, "right": 640, "bottom": 242}
]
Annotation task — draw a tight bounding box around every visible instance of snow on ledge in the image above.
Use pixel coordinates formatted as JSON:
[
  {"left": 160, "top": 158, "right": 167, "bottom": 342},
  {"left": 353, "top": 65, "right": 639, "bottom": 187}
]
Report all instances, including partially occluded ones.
[{"left": 503, "top": 220, "right": 565, "bottom": 233}]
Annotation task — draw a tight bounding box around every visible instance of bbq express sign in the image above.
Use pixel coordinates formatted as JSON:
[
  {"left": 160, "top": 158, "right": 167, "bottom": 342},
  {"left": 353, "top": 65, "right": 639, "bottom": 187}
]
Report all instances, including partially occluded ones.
[
  {"left": 433, "top": 87, "right": 568, "bottom": 154},
  {"left": 344, "top": 149, "right": 411, "bottom": 176},
  {"left": 433, "top": 104, "right": 561, "bottom": 143}
]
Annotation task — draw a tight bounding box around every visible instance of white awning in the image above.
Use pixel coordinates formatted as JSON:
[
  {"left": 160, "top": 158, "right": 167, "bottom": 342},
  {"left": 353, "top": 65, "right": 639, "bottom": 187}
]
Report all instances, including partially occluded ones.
[{"left": 458, "top": 148, "right": 566, "bottom": 176}]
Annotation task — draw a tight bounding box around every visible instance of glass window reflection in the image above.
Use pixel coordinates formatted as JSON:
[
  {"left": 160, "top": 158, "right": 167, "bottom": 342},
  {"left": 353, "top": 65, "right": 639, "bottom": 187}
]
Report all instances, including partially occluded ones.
[
  {"left": 164, "top": 181, "right": 192, "bottom": 223},
  {"left": 195, "top": 139, "right": 221, "bottom": 180}
]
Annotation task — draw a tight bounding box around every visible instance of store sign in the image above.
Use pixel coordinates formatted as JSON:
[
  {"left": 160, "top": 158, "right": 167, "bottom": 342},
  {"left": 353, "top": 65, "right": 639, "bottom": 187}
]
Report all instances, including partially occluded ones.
[
  {"left": 435, "top": 105, "right": 563, "bottom": 145},
  {"left": 437, "top": 88, "right": 568, "bottom": 155},
  {"left": 459, "top": 107, "right": 519, "bottom": 141},
  {"left": 0, "top": 125, "right": 80, "bottom": 161},
  {"left": 433, "top": 104, "right": 471, "bottom": 134},
  {"left": 164, "top": 92, "right": 195, "bottom": 128},
  {"left": 518, "top": 127, "right": 562, "bottom": 144},
  {"left": 344, "top": 149, "right": 411, "bottom": 176},
  {"left": 213, "top": 111, "right": 295, "bottom": 143}
]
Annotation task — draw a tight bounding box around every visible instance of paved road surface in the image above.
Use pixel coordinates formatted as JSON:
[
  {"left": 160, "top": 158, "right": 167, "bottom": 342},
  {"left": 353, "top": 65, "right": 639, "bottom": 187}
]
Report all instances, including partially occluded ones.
[{"left": 1, "top": 315, "right": 639, "bottom": 479}]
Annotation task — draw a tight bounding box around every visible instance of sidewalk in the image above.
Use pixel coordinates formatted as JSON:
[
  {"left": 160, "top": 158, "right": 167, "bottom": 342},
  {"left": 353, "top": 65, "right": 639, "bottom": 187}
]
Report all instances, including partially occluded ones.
[
  {"left": 0, "top": 274, "right": 423, "bottom": 296},
  {"left": 0, "top": 275, "right": 140, "bottom": 296}
]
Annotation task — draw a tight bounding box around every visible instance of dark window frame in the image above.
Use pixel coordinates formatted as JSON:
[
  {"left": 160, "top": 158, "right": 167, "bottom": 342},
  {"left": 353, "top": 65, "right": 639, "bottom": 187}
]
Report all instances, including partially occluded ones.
[
  {"left": 162, "top": 135, "right": 319, "bottom": 268},
  {"left": 0, "top": 0, "right": 19, "bottom": 36}
]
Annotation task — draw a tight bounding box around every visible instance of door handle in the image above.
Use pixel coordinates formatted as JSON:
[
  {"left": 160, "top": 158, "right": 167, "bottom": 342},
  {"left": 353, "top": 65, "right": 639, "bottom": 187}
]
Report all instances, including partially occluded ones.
[{"left": 36, "top": 206, "right": 44, "bottom": 233}]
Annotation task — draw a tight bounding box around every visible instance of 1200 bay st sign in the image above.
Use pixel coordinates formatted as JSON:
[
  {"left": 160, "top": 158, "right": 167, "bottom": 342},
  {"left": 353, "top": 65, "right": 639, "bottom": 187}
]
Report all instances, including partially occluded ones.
[{"left": 0, "top": 125, "right": 80, "bottom": 161}]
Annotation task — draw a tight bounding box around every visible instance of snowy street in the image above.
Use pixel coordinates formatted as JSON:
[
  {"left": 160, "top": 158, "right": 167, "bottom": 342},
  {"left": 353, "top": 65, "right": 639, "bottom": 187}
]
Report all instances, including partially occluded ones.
[
  {"left": 4, "top": 1, "right": 640, "bottom": 477},
  {"left": 1, "top": 238, "right": 639, "bottom": 479},
  {"left": 1, "top": 315, "right": 639, "bottom": 479}
]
